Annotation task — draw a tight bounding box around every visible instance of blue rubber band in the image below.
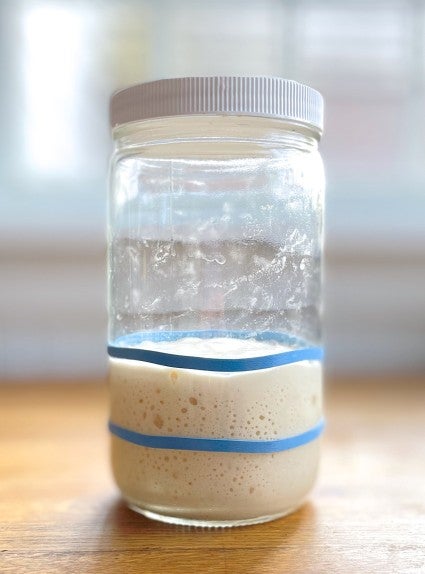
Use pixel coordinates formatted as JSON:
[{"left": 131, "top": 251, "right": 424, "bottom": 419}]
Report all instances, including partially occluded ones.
[
  {"left": 108, "top": 330, "right": 323, "bottom": 372},
  {"left": 109, "top": 418, "right": 325, "bottom": 454}
]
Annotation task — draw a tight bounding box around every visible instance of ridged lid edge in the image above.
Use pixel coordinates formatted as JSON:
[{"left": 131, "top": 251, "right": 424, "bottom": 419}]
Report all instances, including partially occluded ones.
[{"left": 110, "top": 76, "right": 324, "bottom": 135}]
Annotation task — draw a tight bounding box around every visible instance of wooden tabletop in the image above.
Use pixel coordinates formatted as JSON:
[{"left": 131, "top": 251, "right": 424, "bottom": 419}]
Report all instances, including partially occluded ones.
[{"left": 1, "top": 377, "right": 424, "bottom": 574}]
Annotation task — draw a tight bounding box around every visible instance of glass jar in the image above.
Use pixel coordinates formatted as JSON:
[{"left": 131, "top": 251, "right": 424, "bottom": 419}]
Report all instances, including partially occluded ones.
[{"left": 107, "top": 77, "right": 325, "bottom": 527}]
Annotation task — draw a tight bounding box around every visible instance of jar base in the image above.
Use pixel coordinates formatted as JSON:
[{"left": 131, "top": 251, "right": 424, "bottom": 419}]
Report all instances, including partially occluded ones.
[{"left": 126, "top": 500, "right": 301, "bottom": 528}]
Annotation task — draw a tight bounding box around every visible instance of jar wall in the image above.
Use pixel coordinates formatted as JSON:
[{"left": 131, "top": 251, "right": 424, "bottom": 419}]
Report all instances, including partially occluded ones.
[{"left": 108, "top": 116, "right": 324, "bottom": 347}]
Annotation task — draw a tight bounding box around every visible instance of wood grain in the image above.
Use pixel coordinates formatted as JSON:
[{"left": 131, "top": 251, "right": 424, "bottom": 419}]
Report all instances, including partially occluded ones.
[{"left": 1, "top": 378, "right": 424, "bottom": 574}]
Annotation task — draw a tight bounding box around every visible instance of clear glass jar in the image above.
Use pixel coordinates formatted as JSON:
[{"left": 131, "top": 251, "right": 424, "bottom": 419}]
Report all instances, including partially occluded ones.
[{"left": 108, "top": 77, "right": 325, "bottom": 527}]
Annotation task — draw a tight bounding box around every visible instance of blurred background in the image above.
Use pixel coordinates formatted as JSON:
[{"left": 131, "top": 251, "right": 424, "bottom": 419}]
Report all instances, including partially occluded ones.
[{"left": 0, "top": 0, "right": 424, "bottom": 379}]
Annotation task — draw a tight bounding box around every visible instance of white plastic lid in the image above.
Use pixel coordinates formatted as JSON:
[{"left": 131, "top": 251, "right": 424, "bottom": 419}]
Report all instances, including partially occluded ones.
[{"left": 110, "top": 76, "right": 324, "bottom": 136}]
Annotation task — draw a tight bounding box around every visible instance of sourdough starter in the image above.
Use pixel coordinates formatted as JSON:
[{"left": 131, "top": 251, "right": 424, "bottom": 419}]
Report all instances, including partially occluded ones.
[{"left": 109, "top": 337, "right": 322, "bottom": 525}]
